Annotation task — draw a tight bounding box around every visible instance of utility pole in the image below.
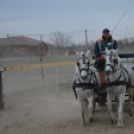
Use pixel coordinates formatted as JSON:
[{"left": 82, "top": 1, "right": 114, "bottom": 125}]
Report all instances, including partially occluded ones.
[
  {"left": 7, "top": 34, "right": 10, "bottom": 38},
  {"left": 85, "top": 29, "right": 88, "bottom": 49},
  {"left": 40, "top": 34, "right": 43, "bottom": 41}
]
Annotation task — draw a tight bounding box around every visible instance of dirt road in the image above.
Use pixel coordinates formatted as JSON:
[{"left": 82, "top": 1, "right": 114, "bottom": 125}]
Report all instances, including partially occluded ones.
[{"left": 1, "top": 90, "right": 134, "bottom": 134}]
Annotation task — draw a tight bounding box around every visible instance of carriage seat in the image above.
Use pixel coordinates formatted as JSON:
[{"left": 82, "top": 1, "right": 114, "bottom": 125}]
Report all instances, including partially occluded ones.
[{"left": 99, "top": 72, "right": 106, "bottom": 84}]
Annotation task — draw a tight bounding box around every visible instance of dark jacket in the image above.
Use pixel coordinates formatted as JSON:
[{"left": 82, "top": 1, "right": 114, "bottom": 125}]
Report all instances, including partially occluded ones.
[{"left": 94, "top": 38, "right": 118, "bottom": 58}]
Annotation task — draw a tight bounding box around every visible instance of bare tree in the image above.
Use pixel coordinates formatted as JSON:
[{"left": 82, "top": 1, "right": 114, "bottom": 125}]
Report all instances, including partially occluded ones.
[{"left": 50, "top": 31, "right": 72, "bottom": 47}]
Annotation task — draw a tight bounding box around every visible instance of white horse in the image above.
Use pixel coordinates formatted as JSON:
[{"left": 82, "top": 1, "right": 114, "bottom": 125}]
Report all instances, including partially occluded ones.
[
  {"left": 73, "top": 50, "right": 101, "bottom": 126},
  {"left": 105, "top": 48, "right": 134, "bottom": 127}
]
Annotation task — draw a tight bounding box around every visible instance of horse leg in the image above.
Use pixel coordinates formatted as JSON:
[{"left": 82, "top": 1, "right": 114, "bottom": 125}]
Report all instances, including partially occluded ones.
[
  {"left": 127, "top": 89, "right": 133, "bottom": 116},
  {"left": 107, "top": 93, "right": 114, "bottom": 123},
  {"left": 118, "top": 92, "right": 125, "bottom": 128},
  {"left": 88, "top": 95, "right": 94, "bottom": 122},
  {"left": 80, "top": 100, "right": 86, "bottom": 127},
  {"left": 93, "top": 92, "right": 96, "bottom": 111}
]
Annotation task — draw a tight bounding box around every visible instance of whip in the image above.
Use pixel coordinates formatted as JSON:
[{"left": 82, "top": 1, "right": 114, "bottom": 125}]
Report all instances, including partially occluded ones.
[{"left": 111, "top": 10, "right": 132, "bottom": 38}]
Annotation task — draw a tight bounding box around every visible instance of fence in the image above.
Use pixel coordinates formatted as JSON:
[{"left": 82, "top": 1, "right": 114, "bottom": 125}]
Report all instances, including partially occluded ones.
[
  {"left": 0, "top": 57, "right": 82, "bottom": 110},
  {"left": 0, "top": 68, "right": 4, "bottom": 110}
]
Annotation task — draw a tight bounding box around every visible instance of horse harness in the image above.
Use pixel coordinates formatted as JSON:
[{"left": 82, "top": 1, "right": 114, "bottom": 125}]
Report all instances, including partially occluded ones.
[
  {"left": 72, "top": 55, "right": 98, "bottom": 99},
  {"left": 72, "top": 71, "right": 98, "bottom": 99},
  {"left": 104, "top": 51, "right": 134, "bottom": 89},
  {"left": 105, "top": 64, "right": 134, "bottom": 90}
]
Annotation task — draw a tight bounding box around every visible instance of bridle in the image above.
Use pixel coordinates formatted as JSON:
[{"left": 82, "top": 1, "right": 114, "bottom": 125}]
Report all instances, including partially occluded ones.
[
  {"left": 75, "top": 55, "right": 97, "bottom": 89},
  {"left": 105, "top": 63, "right": 117, "bottom": 72},
  {"left": 77, "top": 56, "right": 90, "bottom": 73},
  {"left": 105, "top": 53, "right": 122, "bottom": 84},
  {"left": 105, "top": 53, "right": 120, "bottom": 73}
]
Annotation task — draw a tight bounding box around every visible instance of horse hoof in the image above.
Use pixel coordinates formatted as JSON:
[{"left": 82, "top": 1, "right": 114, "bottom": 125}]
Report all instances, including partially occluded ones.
[
  {"left": 118, "top": 123, "right": 123, "bottom": 128},
  {"left": 129, "top": 111, "right": 133, "bottom": 116},
  {"left": 89, "top": 117, "right": 94, "bottom": 122},
  {"left": 110, "top": 119, "right": 115, "bottom": 123},
  {"left": 118, "top": 121, "right": 123, "bottom": 128}
]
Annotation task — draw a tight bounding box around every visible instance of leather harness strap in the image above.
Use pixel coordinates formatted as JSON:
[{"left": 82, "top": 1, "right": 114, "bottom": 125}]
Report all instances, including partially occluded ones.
[
  {"left": 120, "top": 65, "right": 131, "bottom": 83},
  {"left": 72, "top": 69, "right": 98, "bottom": 99},
  {"left": 105, "top": 64, "right": 134, "bottom": 89}
]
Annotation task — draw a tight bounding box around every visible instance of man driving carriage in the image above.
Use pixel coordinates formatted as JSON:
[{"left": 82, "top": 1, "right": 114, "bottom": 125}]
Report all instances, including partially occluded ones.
[{"left": 94, "top": 28, "right": 118, "bottom": 72}]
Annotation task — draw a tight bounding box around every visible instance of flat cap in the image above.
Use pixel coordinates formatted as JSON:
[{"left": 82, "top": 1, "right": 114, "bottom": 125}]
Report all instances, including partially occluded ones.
[{"left": 102, "top": 28, "right": 110, "bottom": 33}]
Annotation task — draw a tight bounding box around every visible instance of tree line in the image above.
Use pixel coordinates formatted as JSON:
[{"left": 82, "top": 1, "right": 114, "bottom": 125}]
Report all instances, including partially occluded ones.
[{"left": 50, "top": 31, "right": 134, "bottom": 55}]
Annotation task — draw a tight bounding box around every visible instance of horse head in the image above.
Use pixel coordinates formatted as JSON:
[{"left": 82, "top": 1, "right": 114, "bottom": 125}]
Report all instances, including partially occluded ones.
[
  {"left": 104, "top": 48, "right": 120, "bottom": 75},
  {"left": 76, "top": 50, "right": 90, "bottom": 80}
]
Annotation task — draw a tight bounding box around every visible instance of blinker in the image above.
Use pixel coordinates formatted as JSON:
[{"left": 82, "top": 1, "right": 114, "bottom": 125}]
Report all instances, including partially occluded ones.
[
  {"left": 113, "top": 58, "right": 118, "bottom": 64},
  {"left": 82, "top": 53, "right": 86, "bottom": 64},
  {"left": 109, "top": 51, "right": 113, "bottom": 62}
]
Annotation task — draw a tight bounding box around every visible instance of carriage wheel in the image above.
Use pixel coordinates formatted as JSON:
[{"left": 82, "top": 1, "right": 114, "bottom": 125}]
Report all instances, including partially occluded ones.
[
  {"left": 97, "top": 95, "right": 107, "bottom": 107},
  {"left": 133, "top": 91, "right": 134, "bottom": 101},
  {"left": 98, "top": 101, "right": 106, "bottom": 107},
  {"left": 93, "top": 94, "right": 96, "bottom": 112}
]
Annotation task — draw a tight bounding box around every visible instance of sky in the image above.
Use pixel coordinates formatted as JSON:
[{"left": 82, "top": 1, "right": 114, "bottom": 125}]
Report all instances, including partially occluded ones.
[{"left": 0, "top": 0, "right": 134, "bottom": 44}]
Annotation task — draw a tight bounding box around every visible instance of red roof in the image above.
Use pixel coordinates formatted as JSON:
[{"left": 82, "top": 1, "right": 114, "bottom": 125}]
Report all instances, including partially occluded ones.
[{"left": 0, "top": 36, "right": 51, "bottom": 46}]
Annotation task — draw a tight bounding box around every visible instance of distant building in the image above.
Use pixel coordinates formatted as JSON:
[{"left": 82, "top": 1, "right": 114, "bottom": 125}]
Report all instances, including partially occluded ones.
[{"left": 0, "top": 36, "right": 52, "bottom": 57}]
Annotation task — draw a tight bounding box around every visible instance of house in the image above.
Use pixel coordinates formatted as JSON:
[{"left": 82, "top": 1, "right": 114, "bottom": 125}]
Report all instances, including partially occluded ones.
[{"left": 0, "top": 36, "right": 51, "bottom": 57}]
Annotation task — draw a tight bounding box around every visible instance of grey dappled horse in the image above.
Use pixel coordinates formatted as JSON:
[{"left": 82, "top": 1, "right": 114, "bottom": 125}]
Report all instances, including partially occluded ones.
[
  {"left": 74, "top": 50, "right": 101, "bottom": 126},
  {"left": 105, "top": 48, "right": 134, "bottom": 127}
]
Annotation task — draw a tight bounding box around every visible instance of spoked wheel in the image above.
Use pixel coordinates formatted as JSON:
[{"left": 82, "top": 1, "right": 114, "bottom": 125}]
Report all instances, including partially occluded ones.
[
  {"left": 133, "top": 91, "right": 134, "bottom": 101},
  {"left": 97, "top": 96, "right": 107, "bottom": 107},
  {"left": 98, "top": 100, "right": 106, "bottom": 107},
  {"left": 93, "top": 94, "right": 96, "bottom": 113},
  {"left": 96, "top": 92, "right": 107, "bottom": 107}
]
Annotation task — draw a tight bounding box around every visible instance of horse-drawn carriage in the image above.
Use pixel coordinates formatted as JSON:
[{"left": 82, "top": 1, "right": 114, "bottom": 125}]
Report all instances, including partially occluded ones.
[{"left": 72, "top": 50, "right": 134, "bottom": 127}]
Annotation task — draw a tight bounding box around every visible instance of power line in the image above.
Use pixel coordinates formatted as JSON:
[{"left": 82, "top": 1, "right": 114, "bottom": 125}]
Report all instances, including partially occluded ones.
[
  {"left": 65, "top": 30, "right": 84, "bottom": 34},
  {"left": 0, "top": 28, "right": 134, "bottom": 37},
  {"left": 87, "top": 29, "right": 101, "bottom": 33}
]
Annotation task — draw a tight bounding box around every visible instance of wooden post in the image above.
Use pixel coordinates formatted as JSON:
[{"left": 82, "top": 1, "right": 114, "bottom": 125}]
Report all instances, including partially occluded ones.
[
  {"left": 40, "top": 56, "right": 44, "bottom": 86},
  {"left": 56, "top": 66, "right": 59, "bottom": 97},
  {"left": 85, "top": 29, "right": 88, "bottom": 49},
  {"left": 0, "top": 68, "right": 4, "bottom": 110}
]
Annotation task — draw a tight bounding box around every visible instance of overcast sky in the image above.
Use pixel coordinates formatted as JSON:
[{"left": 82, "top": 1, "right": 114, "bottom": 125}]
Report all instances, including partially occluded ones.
[{"left": 0, "top": 0, "right": 134, "bottom": 43}]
